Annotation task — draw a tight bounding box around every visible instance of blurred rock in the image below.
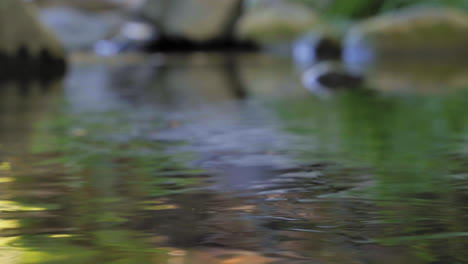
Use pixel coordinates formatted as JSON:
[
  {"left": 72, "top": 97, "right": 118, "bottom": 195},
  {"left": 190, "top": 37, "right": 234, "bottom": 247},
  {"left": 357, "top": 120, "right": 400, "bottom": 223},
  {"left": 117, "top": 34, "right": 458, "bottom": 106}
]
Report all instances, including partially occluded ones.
[
  {"left": 293, "top": 32, "right": 342, "bottom": 69},
  {"left": 39, "top": 7, "right": 125, "bottom": 50},
  {"left": 0, "top": 0, "right": 64, "bottom": 59},
  {"left": 140, "top": 0, "right": 243, "bottom": 42},
  {"left": 344, "top": 7, "right": 468, "bottom": 66},
  {"left": 302, "top": 62, "right": 364, "bottom": 96},
  {"left": 94, "top": 20, "right": 157, "bottom": 55},
  {"left": 237, "top": 0, "right": 324, "bottom": 44},
  {"left": 34, "top": 0, "right": 144, "bottom": 12}
]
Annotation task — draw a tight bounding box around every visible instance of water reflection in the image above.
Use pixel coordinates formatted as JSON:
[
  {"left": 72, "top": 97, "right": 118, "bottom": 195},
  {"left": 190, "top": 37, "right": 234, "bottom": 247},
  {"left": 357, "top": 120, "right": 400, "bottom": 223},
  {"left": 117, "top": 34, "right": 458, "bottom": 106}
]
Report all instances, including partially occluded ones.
[
  {"left": 0, "top": 54, "right": 467, "bottom": 264},
  {"left": 275, "top": 88, "right": 468, "bottom": 262},
  {"left": 353, "top": 58, "right": 468, "bottom": 94},
  {"left": 0, "top": 79, "right": 211, "bottom": 263},
  {"left": 301, "top": 61, "right": 364, "bottom": 96}
]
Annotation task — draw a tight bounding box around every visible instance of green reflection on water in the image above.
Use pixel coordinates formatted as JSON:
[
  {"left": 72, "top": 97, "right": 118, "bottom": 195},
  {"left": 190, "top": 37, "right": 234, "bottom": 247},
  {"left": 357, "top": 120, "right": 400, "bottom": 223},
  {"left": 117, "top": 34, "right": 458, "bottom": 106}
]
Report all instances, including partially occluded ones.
[
  {"left": 2, "top": 55, "right": 468, "bottom": 263},
  {"left": 274, "top": 88, "right": 468, "bottom": 263},
  {"left": 0, "top": 101, "right": 204, "bottom": 263}
]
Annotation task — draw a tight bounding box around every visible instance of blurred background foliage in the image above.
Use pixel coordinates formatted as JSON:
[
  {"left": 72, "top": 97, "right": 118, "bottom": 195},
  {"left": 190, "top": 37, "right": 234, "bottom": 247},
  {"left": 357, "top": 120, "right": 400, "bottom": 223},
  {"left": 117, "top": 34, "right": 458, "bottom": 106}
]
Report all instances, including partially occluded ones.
[{"left": 293, "top": 0, "right": 468, "bottom": 19}]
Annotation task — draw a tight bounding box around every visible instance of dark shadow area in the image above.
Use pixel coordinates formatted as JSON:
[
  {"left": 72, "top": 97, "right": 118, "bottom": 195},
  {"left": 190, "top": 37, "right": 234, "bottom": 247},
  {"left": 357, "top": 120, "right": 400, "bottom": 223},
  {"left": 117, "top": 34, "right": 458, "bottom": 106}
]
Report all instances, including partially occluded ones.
[
  {"left": 0, "top": 48, "right": 66, "bottom": 86},
  {"left": 106, "top": 54, "right": 249, "bottom": 109},
  {"left": 144, "top": 35, "right": 259, "bottom": 53},
  {"left": 315, "top": 38, "right": 342, "bottom": 61}
]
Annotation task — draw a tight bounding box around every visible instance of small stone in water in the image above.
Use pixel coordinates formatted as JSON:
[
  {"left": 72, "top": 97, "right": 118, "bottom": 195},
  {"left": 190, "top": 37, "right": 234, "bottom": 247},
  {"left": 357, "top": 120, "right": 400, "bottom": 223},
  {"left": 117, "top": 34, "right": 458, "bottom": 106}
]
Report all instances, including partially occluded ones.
[
  {"left": 279, "top": 171, "right": 323, "bottom": 179},
  {"left": 168, "top": 250, "right": 187, "bottom": 256},
  {"left": 70, "top": 128, "right": 88, "bottom": 137}
]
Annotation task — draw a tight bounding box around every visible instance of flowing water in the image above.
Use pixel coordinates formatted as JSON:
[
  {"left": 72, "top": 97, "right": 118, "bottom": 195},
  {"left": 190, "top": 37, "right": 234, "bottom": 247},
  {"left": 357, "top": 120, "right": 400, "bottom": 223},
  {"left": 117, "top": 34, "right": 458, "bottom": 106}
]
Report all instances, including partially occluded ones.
[{"left": 0, "top": 53, "right": 467, "bottom": 264}]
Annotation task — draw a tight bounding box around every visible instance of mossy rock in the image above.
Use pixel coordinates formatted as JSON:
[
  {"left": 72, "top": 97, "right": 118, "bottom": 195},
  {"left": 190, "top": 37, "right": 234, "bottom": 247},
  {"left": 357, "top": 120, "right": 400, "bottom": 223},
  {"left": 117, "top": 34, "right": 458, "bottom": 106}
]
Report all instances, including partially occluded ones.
[
  {"left": 34, "top": 0, "right": 123, "bottom": 11},
  {"left": 0, "top": 0, "right": 64, "bottom": 60},
  {"left": 237, "top": 1, "right": 325, "bottom": 44},
  {"left": 140, "top": 0, "right": 243, "bottom": 42},
  {"left": 0, "top": 0, "right": 65, "bottom": 81},
  {"left": 344, "top": 7, "right": 468, "bottom": 65}
]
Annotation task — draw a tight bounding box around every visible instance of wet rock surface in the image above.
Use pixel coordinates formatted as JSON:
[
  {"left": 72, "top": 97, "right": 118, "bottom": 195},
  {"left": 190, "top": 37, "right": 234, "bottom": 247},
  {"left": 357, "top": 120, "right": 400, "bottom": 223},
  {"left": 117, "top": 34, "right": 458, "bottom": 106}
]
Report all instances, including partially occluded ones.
[
  {"left": 141, "top": 0, "right": 243, "bottom": 42},
  {"left": 34, "top": 0, "right": 137, "bottom": 11},
  {"left": 0, "top": 0, "right": 66, "bottom": 82},
  {"left": 39, "top": 7, "right": 125, "bottom": 51},
  {"left": 301, "top": 62, "right": 364, "bottom": 96},
  {"left": 238, "top": 0, "right": 324, "bottom": 44},
  {"left": 0, "top": 0, "right": 64, "bottom": 59},
  {"left": 0, "top": 50, "right": 66, "bottom": 83},
  {"left": 344, "top": 7, "right": 468, "bottom": 65}
]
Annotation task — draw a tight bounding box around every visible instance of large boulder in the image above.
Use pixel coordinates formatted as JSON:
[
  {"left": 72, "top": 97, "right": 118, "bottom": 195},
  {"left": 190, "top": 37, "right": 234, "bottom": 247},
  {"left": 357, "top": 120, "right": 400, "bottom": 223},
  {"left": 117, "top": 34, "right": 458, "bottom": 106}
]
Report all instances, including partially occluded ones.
[
  {"left": 237, "top": 0, "right": 325, "bottom": 44},
  {"left": 34, "top": 0, "right": 129, "bottom": 11},
  {"left": 39, "top": 7, "right": 125, "bottom": 51},
  {"left": 344, "top": 7, "right": 468, "bottom": 66},
  {"left": 0, "top": 0, "right": 64, "bottom": 59},
  {"left": 140, "top": 0, "right": 243, "bottom": 42}
]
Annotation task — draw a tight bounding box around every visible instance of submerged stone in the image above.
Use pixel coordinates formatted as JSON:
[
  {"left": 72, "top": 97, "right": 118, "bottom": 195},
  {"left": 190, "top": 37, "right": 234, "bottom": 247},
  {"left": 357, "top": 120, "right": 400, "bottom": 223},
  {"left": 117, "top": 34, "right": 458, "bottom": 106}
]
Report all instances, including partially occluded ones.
[
  {"left": 344, "top": 7, "right": 468, "bottom": 66},
  {"left": 302, "top": 61, "right": 364, "bottom": 96}
]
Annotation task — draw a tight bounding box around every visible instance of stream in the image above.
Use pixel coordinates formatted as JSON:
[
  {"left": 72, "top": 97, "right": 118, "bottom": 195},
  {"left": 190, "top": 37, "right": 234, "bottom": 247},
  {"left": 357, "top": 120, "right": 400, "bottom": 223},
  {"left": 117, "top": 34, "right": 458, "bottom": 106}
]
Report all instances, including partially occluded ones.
[{"left": 0, "top": 53, "right": 467, "bottom": 264}]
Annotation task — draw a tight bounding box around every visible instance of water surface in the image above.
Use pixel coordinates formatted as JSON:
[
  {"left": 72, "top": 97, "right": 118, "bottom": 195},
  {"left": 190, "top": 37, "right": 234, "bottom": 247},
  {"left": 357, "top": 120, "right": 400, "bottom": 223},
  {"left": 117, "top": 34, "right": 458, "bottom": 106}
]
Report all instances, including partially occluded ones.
[{"left": 0, "top": 53, "right": 467, "bottom": 264}]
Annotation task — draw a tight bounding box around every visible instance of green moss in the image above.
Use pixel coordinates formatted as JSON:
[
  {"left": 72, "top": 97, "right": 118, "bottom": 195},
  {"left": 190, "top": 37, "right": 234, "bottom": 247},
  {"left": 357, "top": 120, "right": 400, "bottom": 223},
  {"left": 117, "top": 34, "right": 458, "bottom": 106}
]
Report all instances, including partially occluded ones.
[{"left": 290, "top": 0, "right": 468, "bottom": 20}]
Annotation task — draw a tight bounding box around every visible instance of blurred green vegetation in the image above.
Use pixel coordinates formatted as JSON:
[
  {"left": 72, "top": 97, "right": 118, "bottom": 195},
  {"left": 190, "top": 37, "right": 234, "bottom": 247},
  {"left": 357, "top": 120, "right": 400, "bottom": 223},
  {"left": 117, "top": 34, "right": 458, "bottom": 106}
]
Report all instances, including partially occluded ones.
[{"left": 293, "top": 0, "right": 468, "bottom": 19}]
